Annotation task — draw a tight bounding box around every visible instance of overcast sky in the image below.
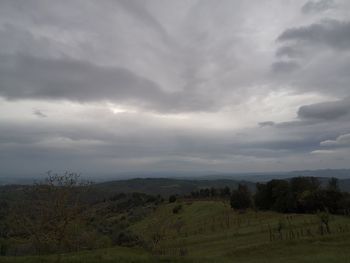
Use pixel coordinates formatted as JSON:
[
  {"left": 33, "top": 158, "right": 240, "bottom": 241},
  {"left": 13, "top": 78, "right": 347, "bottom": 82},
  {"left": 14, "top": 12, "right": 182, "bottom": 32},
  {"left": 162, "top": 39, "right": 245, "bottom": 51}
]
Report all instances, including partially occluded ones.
[{"left": 1, "top": 0, "right": 350, "bottom": 177}]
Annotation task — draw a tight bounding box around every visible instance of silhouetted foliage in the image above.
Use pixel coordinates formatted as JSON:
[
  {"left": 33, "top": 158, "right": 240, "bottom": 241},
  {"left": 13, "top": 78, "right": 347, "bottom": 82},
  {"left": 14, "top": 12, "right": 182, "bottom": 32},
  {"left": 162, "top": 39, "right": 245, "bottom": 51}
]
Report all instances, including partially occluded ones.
[
  {"left": 230, "top": 184, "right": 252, "bottom": 210},
  {"left": 0, "top": 200, "right": 10, "bottom": 256},
  {"left": 169, "top": 195, "right": 177, "bottom": 203},
  {"left": 172, "top": 204, "right": 183, "bottom": 214},
  {"left": 328, "top": 177, "right": 339, "bottom": 191},
  {"left": 11, "top": 172, "right": 92, "bottom": 255},
  {"left": 254, "top": 177, "right": 349, "bottom": 214},
  {"left": 190, "top": 186, "right": 232, "bottom": 199},
  {"left": 220, "top": 186, "right": 231, "bottom": 198}
]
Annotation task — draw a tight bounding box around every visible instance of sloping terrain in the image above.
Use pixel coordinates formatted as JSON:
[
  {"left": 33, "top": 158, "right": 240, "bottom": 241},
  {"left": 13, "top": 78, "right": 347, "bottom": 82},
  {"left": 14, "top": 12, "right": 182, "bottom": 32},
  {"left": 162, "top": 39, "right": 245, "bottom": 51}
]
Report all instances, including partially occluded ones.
[{"left": 4, "top": 200, "right": 350, "bottom": 263}]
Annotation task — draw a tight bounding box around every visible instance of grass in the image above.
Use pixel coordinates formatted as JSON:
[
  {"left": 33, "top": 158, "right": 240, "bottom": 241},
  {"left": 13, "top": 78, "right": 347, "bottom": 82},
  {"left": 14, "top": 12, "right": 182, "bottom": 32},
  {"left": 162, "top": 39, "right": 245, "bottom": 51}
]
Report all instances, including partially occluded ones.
[{"left": 3, "top": 200, "right": 350, "bottom": 262}]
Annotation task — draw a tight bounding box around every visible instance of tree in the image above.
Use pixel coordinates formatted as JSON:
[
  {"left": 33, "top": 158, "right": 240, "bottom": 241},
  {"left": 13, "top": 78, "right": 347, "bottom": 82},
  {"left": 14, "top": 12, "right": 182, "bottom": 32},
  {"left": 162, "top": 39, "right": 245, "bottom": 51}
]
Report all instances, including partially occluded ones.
[
  {"left": 254, "top": 177, "right": 327, "bottom": 213},
  {"left": 210, "top": 187, "right": 217, "bottom": 197},
  {"left": 0, "top": 201, "right": 10, "bottom": 256},
  {"left": 169, "top": 195, "right": 177, "bottom": 203},
  {"left": 290, "top": 177, "right": 320, "bottom": 194},
  {"left": 327, "top": 177, "right": 339, "bottom": 191},
  {"left": 254, "top": 180, "right": 293, "bottom": 212},
  {"left": 13, "top": 172, "right": 91, "bottom": 255},
  {"left": 172, "top": 204, "right": 183, "bottom": 214},
  {"left": 230, "top": 184, "right": 252, "bottom": 211},
  {"left": 220, "top": 186, "right": 231, "bottom": 198}
]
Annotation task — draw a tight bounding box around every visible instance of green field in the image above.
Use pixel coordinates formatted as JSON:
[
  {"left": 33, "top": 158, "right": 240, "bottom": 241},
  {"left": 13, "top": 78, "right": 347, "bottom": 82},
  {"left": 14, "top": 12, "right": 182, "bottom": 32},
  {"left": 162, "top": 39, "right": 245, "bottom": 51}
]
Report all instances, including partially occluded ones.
[{"left": 3, "top": 200, "right": 350, "bottom": 262}]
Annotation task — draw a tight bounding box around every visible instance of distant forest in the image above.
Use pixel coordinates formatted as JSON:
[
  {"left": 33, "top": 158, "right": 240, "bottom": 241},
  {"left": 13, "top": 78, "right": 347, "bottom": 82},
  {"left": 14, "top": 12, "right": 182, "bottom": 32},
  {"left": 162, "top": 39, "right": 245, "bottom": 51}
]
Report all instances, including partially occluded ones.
[{"left": 189, "top": 177, "right": 350, "bottom": 214}]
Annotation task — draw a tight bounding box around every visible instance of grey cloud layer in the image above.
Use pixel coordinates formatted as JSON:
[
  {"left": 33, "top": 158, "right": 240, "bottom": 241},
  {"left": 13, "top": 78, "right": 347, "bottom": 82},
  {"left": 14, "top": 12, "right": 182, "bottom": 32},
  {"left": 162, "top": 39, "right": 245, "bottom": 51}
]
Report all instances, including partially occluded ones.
[
  {"left": 321, "top": 133, "right": 350, "bottom": 147},
  {"left": 0, "top": 54, "right": 220, "bottom": 112},
  {"left": 278, "top": 19, "right": 350, "bottom": 50},
  {"left": 301, "top": 0, "right": 336, "bottom": 14},
  {"left": 273, "top": 17, "right": 350, "bottom": 96},
  {"left": 0, "top": 54, "right": 165, "bottom": 105},
  {"left": 2, "top": 113, "right": 348, "bottom": 175},
  {"left": 0, "top": 0, "right": 258, "bottom": 113},
  {"left": 298, "top": 99, "right": 350, "bottom": 120},
  {"left": 1, "top": 0, "right": 350, "bottom": 175}
]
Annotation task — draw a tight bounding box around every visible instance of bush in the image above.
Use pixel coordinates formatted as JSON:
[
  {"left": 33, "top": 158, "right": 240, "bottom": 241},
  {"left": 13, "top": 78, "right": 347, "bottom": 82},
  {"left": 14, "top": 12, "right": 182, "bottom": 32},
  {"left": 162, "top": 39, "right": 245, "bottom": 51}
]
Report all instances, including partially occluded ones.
[
  {"left": 111, "top": 230, "right": 141, "bottom": 247},
  {"left": 95, "top": 235, "right": 112, "bottom": 248},
  {"left": 254, "top": 177, "right": 348, "bottom": 214},
  {"left": 169, "top": 195, "right": 177, "bottom": 203},
  {"left": 172, "top": 204, "right": 183, "bottom": 214},
  {"left": 230, "top": 184, "right": 252, "bottom": 211}
]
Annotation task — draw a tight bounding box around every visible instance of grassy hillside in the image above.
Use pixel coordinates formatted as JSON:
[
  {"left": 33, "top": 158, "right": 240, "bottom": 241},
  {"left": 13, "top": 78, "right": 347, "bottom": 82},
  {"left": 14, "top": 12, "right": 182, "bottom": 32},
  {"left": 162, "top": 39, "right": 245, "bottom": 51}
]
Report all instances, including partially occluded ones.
[
  {"left": 3, "top": 200, "right": 350, "bottom": 263},
  {"left": 131, "top": 201, "right": 350, "bottom": 260}
]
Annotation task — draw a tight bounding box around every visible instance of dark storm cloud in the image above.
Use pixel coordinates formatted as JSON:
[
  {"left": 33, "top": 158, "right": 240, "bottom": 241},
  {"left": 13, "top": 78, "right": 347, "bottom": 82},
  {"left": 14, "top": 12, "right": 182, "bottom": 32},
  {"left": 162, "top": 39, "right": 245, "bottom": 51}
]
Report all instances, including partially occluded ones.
[
  {"left": 298, "top": 99, "right": 350, "bottom": 120},
  {"left": 0, "top": 54, "right": 163, "bottom": 102},
  {"left": 252, "top": 139, "right": 320, "bottom": 153},
  {"left": 0, "top": 54, "right": 218, "bottom": 112},
  {"left": 273, "top": 18, "right": 350, "bottom": 96},
  {"left": 272, "top": 99, "right": 350, "bottom": 129},
  {"left": 301, "top": 0, "right": 336, "bottom": 14},
  {"left": 277, "top": 19, "right": 350, "bottom": 50},
  {"left": 321, "top": 133, "right": 350, "bottom": 147}
]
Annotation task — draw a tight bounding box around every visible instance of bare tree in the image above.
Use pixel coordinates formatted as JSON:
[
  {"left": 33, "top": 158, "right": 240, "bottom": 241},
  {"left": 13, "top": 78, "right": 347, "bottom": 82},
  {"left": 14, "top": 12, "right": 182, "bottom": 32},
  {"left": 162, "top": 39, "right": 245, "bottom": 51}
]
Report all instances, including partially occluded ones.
[{"left": 13, "top": 172, "right": 91, "bottom": 257}]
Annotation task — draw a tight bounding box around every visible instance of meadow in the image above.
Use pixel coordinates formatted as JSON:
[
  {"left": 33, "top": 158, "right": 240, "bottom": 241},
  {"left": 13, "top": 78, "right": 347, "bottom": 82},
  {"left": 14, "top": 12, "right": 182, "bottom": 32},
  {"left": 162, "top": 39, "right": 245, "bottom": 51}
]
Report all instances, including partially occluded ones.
[{"left": 3, "top": 200, "right": 350, "bottom": 263}]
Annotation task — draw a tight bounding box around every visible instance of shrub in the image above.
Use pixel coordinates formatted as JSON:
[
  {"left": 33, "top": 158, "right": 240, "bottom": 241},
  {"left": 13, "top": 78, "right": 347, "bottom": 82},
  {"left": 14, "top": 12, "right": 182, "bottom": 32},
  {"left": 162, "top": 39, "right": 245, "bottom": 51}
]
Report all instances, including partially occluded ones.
[
  {"left": 172, "top": 204, "right": 183, "bottom": 214},
  {"left": 230, "top": 184, "right": 252, "bottom": 211},
  {"left": 169, "top": 195, "right": 177, "bottom": 203}
]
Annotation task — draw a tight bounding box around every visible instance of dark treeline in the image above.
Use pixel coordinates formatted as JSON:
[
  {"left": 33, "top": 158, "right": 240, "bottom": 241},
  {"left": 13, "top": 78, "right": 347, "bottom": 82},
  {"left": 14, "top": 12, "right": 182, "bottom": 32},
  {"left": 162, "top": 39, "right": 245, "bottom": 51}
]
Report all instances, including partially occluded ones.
[
  {"left": 188, "top": 177, "right": 350, "bottom": 215},
  {"left": 255, "top": 177, "right": 350, "bottom": 214},
  {"left": 189, "top": 186, "right": 231, "bottom": 199}
]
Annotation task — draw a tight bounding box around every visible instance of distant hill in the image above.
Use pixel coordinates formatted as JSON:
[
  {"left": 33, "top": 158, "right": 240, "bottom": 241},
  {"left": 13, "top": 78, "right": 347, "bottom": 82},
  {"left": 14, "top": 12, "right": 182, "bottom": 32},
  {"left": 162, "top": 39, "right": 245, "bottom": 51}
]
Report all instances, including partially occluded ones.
[
  {"left": 2, "top": 169, "right": 350, "bottom": 185},
  {"left": 1, "top": 169, "right": 350, "bottom": 199},
  {"left": 198, "top": 169, "right": 350, "bottom": 182}
]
